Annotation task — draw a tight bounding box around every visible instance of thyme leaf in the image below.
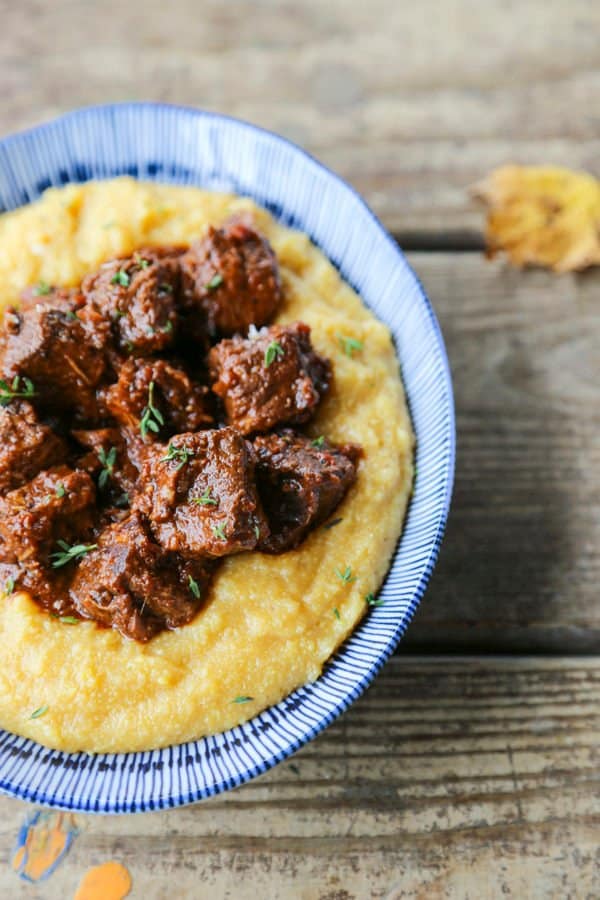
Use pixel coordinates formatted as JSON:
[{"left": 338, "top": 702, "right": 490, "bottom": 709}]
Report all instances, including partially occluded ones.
[
  {"left": 29, "top": 705, "right": 49, "bottom": 720},
  {"left": 111, "top": 269, "right": 130, "bottom": 287},
  {"left": 188, "top": 575, "right": 201, "bottom": 599},
  {"left": 337, "top": 332, "right": 363, "bottom": 358},
  {"left": 205, "top": 273, "right": 223, "bottom": 291},
  {"left": 192, "top": 488, "right": 217, "bottom": 507},
  {"left": 264, "top": 340, "right": 285, "bottom": 368}
]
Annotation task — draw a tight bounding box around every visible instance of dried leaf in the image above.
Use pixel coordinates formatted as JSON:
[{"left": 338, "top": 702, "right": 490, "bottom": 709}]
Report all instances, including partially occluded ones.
[{"left": 474, "top": 165, "right": 600, "bottom": 272}]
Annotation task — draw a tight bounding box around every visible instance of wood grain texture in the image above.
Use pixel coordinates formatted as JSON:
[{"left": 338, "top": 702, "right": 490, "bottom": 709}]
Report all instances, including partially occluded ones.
[
  {"left": 0, "top": 657, "right": 597, "bottom": 898},
  {"left": 404, "top": 252, "right": 600, "bottom": 652},
  {"left": 0, "top": 0, "right": 599, "bottom": 233}
]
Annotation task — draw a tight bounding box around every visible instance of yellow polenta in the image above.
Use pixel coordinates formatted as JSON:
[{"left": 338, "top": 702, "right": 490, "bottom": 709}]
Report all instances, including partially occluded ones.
[{"left": 0, "top": 179, "right": 413, "bottom": 753}]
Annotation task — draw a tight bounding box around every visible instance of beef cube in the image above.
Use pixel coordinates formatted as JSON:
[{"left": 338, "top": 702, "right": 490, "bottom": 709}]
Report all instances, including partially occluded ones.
[
  {"left": 82, "top": 248, "right": 181, "bottom": 356},
  {"left": 180, "top": 222, "right": 282, "bottom": 337},
  {"left": 0, "top": 558, "right": 77, "bottom": 618},
  {"left": 101, "top": 358, "right": 213, "bottom": 441},
  {"left": 71, "top": 427, "right": 143, "bottom": 503},
  {"left": 0, "top": 465, "right": 96, "bottom": 564},
  {"left": 0, "top": 291, "right": 106, "bottom": 419},
  {"left": 0, "top": 400, "right": 65, "bottom": 494},
  {"left": 209, "top": 322, "right": 331, "bottom": 435},
  {"left": 69, "top": 511, "right": 213, "bottom": 641},
  {"left": 138, "top": 428, "right": 268, "bottom": 558},
  {"left": 253, "top": 430, "right": 360, "bottom": 553}
]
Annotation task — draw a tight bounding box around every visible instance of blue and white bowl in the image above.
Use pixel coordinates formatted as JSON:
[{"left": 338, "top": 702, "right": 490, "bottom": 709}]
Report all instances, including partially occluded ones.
[{"left": 0, "top": 103, "right": 455, "bottom": 812}]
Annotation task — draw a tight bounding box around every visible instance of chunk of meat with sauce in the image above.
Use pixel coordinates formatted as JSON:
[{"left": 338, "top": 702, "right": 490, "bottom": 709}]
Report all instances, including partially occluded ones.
[
  {"left": 253, "top": 430, "right": 360, "bottom": 553},
  {"left": 0, "top": 465, "right": 96, "bottom": 564},
  {"left": 209, "top": 322, "right": 331, "bottom": 435},
  {"left": 82, "top": 249, "right": 181, "bottom": 356},
  {"left": 180, "top": 222, "right": 282, "bottom": 337},
  {"left": 0, "top": 400, "right": 65, "bottom": 494},
  {"left": 101, "top": 357, "right": 213, "bottom": 441},
  {"left": 69, "top": 511, "right": 213, "bottom": 641},
  {"left": 72, "top": 427, "right": 143, "bottom": 504},
  {"left": 138, "top": 428, "right": 268, "bottom": 558},
  {"left": 0, "top": 290, "right": 106, "bottom": 420}
]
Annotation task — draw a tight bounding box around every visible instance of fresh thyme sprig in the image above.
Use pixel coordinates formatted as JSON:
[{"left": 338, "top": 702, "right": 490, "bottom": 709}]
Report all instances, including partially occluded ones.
[
  {"left": 335, "top": 565, "right": 356, "bottom": 584},
  {"left": 161, "top": 443, "right": 195, "bottom": 470},
  {"left": 188, "top": 576, "right": 201, "bottom": 599},
  {"left": 139, "top": 381, "right": 164, "bottom": 439},
  {"left": 51, "top": 540, "right": 98, "bottom": 569},
  {"left": 212, "top": 523, "right": 227, "bottom": 541},
  {"left": 336, "top": 333, "right": 363, "bottom": 358},
  {"left": 192, "top": 488, "right": 217, "bottom": 507},
  {"left": 0, "top": 376, "right": 36, "bottom": 407},
  {"left": 111, "top": 269, "right": 130, "bottom": 287},
  {"left": 97, "top": 446, "right": 117, "bottom": 489}
]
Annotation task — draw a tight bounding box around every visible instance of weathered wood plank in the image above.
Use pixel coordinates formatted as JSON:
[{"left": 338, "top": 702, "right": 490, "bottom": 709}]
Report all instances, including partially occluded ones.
[
  {"left": 0, "top": 0, "right": 599, "bottom": 233},
  {"left": 404, "top": 252, "right": 600, "bottom": 652},
  {"left": 0, "top": 657, "right": 597, "bottom": 898}
]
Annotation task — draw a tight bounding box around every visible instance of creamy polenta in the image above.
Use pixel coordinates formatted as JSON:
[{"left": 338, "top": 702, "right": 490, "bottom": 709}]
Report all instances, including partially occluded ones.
[{"left": 0, "top": 179, "right": 413, "bottom": 753}]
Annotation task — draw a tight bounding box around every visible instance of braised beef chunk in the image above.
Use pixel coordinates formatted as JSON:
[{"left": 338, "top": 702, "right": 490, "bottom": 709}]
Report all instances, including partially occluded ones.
[
  {"left": 69, "top": 511, "right": 213, "bottom": 641},
  {"left": 82, "top": 250, "right": 180, "bottom": 356},
  {"left": 138, "top": 428, "right": 268, "bottom": 558},
  {"left": 0, "top": 292, "right": 105, "bottom": 419},
  {"left": 102, "top": 358, "right": 213, "bottom": 440},
  {"left": 0, "top": 400, "right": 65, "bottom": 494},
  {"left": 253, "top": 430, "right": 359, "bottom": 553},
  {"left": 181, "top": 222, "right": 282, "bottom": 337},
  {"left": 0, "top": 465, "right": 96, "bottom": 563},
  {"left": 209, "top": 322, "right": 331, "bottom": 435},
  {"left": 72, "top": 427, "right": 142, "bottom": 502}
]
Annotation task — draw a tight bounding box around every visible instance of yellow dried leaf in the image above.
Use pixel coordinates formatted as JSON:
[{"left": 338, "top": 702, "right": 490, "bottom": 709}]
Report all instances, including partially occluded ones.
[{"left": 474, "top": 165, "right": 600, "bottom": 272}]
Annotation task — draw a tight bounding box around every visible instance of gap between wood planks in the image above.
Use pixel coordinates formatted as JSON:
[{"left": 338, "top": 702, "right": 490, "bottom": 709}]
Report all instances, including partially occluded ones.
[{"left": 392, "top": 229, "right": 486, "bottom": 252}]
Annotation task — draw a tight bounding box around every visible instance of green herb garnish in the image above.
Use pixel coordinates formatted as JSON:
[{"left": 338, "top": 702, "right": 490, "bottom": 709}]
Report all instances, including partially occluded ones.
[
  {"left": 161, "top": 443, "right": 194, "bottom": 470},
  {"left": 163, "top": 320, "right": 174, "bottom": 334},
  {"left": 139, "top": 381, "right": 164, "bottom": 438},
  {"left": 59, "top": 616, "right": 79, "bottom": 625},
  {"left": 4, "top": 577, "right": 15, "bottom": 596},
  {"left": 134, "top": 255, "right": 150, "bottom": 269},
  {"left": 192, "top": 488, "right": 217, "bottom": 507},
  {"left": 205, "top": 273, "right": 223, "bottom": 291},
  {"left": 115, "top": 491, "right": 130, "bottom": 509},
  {"left": 51, "top": 540, "right": 98, "bottom": 569},
  {"left": 29, "top": 705, "right": 49, "bottom": 720},
  {"left": 33, "top": 281, "right": 52, "bottom": 296},
  {"left": 337, "top": 333, "right": 363, "bottom": 358},
  {"left": 311, "top": 436, "right": 325, "bottom": 448},
  {"left": 232, "top": 696, "right": 253, "bottom": 704},
  {"left": 212, "top": 523, "right": 227, "bottom": 541},
  {"left": 0, "top": 376, "right": 36, "bottom": 407},
  {"left": 333, "top": 607, "right": 341, "bottom": 620},
  {"left": 98, "top": 446, "right": 117, "bottom": 489},
  {"left": 365, "top": 593, "right": 385, "bottom": 608},
  {"left": 65, "top": 310, "right": 79, "bottom": 321},
  {"left": 111, "top": 269, "right": 130, "bottom": 287},
  {"left": 55, "top": 483, "right": 66, "bottom": 499},
  {"left": 335, "top": 565, "right": 356, "bottom": 584},
  {"left": 254, "top": 525, "right": 260, "bottom": 541},
  {"left": 188, "top": 575, "right": 201, "bottom": 599},
  {"left": 159, "top": 282, "right": 173, "bottom": 294},
  {"left": 264, "top": 340, "right": 285, "bottom": 368}
]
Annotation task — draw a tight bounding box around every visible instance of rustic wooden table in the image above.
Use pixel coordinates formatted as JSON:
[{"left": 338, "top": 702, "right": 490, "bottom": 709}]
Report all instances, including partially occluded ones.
[{"left": 0, "top": 1, "right": 599, "bottom": 897}]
